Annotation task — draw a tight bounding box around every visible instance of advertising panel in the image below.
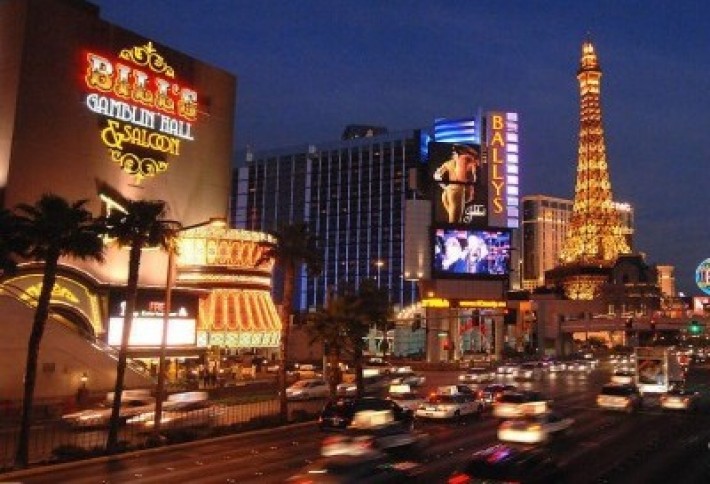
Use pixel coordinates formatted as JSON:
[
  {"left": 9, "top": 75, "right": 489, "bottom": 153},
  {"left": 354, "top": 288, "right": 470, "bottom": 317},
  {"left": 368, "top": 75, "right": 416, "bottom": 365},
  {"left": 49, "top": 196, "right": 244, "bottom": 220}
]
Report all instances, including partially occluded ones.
[
  {"left": 486, "top": 112, "right": 519, "bottom": 229},
  {"left": 108, "top": 316, "right": 196, "bottom": 347},
  {"left": 432, "top": 227, "right": 511, "bottom": 278},
  {"left": 83, "top": 42, "right": 199, "bottom": 184},
  {"left": 696, "top": 258, "right": 710, "bottom": 295},
  {"left": 429, "top": 141, "right": 487, "bottom": 226}
]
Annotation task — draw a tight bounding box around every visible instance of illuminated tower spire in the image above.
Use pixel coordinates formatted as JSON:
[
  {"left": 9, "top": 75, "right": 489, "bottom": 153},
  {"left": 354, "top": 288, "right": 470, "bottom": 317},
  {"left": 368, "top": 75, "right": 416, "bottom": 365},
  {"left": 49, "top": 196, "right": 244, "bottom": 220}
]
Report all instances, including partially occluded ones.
[{"left": 559, "top": 40, "right": 630, "bottom": 266}]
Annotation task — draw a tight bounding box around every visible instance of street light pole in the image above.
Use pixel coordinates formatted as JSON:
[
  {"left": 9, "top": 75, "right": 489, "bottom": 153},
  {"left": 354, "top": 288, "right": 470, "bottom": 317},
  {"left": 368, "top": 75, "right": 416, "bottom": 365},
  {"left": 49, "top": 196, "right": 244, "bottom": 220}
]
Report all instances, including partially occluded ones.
[{"left": 153, "top": 217, "right": 226, "bottom": 440}]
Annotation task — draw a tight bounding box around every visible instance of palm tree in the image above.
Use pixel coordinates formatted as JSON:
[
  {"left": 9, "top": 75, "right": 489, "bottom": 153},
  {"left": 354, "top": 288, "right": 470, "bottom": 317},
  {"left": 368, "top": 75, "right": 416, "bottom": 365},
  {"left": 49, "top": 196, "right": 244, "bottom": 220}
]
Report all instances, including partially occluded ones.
[
  {"left": 103, "top": 199, "right": 178, "bottom": 453},
  {"left": 261, "top": 223, "right": 322, "bottom": 423},
  {"left": 306, "top": 288, "right": 360, "bottom": 397},
  {"left": 12, "top": 194, "right": 104, "bottom": 468},
  {"left": 353, "top": 279, "right": 393, "bottom": 397}
]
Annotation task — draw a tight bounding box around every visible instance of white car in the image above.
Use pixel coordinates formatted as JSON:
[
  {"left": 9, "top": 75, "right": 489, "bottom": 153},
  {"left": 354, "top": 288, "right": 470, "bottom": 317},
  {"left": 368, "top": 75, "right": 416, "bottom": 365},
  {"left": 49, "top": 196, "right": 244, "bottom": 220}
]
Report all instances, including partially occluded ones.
[
  {"left": 516, "top": 363, "right": 544, "bottom": 381},
  {"left": 337, "top": 375, "right": 390, "bottom": 396},
  {"left": 415, "top": 393, "right": 483, "bottom": 420},
  {"left": 596, "top": 383, "right": 642, "bottom": 412},
  {"left": 387, "top": 384, "right": 424, "bottom": 412},
  {"left": 498, "top": 412, "right": 574, "bottom": 444},
  {"left": 496, "top": 362, "right": 520, "bottom": 378},
  {"left": 566, "top": 360, "right": 592, "bottom": 372},
  {"left": 610, "top": 370, "right": 635, "bottom": 385},
  {"left": 492, "top": 391, "right": 549, "bottom": 419},
  {"left": 127, "top": 399, "right": 225, "bottom": 430},
  {"left": 62, "top": 394, "right": 155, "bottom": 428},
  {"left": 660, "top": 388, "right": 700, "bottom": 412},
  {"left": 547, "top": 361, "right": 566, "bottom": 372},
  {"left": 389, "top": 370, "right": 426, "bottom": 387},
  {"left": 286, "top": 378, "right": 329, "bottom": 400},
  {"left": 458, "top": 367, "right": 495, "bottom": 384}
]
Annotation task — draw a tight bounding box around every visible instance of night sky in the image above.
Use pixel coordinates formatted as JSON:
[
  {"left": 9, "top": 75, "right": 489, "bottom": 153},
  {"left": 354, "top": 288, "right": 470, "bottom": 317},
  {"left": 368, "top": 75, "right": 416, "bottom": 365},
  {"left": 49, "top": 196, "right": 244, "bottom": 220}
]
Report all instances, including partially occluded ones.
[{"left": 92, "top": 0, "right": 710, "bottom": 296}]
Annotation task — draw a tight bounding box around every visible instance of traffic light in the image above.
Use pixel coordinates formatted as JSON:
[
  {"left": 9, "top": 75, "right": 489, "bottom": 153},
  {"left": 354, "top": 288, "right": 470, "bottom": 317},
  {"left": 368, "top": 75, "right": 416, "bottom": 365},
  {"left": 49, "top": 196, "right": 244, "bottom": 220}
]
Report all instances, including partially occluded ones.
[
  {"left": 650, "top": 321, "right": 656, "bottom": 333},
  {"left": 689, "top": 320, "right": 702, "bottom": 335},
  {"left": 625, "top": 318, "right": 633, "bottom": 330}
]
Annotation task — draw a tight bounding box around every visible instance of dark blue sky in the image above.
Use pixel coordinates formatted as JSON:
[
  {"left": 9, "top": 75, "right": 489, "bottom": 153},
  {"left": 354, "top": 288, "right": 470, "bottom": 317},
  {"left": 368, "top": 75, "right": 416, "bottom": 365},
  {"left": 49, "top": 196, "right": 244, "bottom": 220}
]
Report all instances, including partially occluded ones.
[{"left": 93, "top": 0, "right": 710, "bottom": 295}]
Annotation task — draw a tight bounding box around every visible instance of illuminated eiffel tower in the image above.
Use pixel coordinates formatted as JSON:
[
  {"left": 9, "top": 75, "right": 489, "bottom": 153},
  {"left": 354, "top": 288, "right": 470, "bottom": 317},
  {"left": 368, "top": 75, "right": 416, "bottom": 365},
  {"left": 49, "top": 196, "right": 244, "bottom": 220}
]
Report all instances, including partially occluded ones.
[{"left": 549, "top": 40, "right": 630, "bottom": 300}]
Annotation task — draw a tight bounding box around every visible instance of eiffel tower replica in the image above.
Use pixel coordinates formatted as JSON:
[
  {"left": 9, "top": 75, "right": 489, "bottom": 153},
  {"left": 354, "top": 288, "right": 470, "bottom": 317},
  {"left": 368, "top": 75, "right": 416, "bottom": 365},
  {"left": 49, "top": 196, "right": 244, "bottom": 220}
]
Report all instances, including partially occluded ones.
[{"left": 546, "top": 40, "right": 630, "bottom": 300}]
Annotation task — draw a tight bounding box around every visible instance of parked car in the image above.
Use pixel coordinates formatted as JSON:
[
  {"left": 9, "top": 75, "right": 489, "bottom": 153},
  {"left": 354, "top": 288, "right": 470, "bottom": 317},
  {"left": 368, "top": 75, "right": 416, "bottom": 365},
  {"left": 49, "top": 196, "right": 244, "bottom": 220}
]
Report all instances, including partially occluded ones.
[
  {"left": 516, "top": 362, "right": 545, "bottom": 381},
  {"left": 127, "top": 398, "right": 225, "bottom": 430},
  {"left": 62, "top": 391, "right": 155, "bottom": 428},
  {"left": 567, "top": 360, "right": 593, "bottom": 373},
  {"left": 496, "top": 362, "right": 520, "bottom": 378},
  {"left": 458, "top": 367, "right": 495, "bottom": 384},
  {"left": 547, "top": 360, "right": 566, "bottom": 373},
  {"left": 319, "top": 397, "right": 414, "bottom": 431},
  {"left": 498, "top": 412, "right": 574, "bottom": 444},
  {"left": 337, "top": 374, "right": 390, "bottom": 396},
  {"left": 660, "top": 388, "right": 701, "bottom": 412},
  {"left": 448, "top": 444, "right": 565, "bottom": 483},
  {"left": 596, "top": 383, "right": 642, "bottom": 413},
  {"left": 389, "top": 367, "right": 426, "bottom": 387},
  {"left": 286, "top": 378, "right": 330, "bottom": 400}
]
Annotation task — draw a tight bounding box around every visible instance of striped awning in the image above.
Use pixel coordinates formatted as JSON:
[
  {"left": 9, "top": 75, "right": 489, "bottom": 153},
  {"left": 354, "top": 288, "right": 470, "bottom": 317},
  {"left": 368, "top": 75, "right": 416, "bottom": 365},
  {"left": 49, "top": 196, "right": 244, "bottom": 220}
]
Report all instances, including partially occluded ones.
[{"left": 197, "top": 288, "right": 281, "bottom": 348}]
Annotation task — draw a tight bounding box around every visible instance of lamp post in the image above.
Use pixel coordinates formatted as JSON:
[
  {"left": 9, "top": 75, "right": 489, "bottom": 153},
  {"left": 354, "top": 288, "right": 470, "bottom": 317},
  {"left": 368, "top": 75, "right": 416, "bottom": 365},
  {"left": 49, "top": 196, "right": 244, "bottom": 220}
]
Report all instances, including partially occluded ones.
[
  {"left": 153, "top": 217, "right": 226, "bottom": 439},
  {"left": 375, "top": 260, "right": 384, "bottom": 288}
]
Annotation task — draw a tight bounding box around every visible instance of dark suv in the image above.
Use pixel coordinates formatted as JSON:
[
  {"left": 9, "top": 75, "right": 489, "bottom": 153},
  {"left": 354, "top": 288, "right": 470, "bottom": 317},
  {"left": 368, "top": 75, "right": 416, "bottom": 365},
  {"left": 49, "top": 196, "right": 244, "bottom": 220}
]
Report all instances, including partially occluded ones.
[{"left": 319, "top": 397, "right": 414, "bottom": 431}]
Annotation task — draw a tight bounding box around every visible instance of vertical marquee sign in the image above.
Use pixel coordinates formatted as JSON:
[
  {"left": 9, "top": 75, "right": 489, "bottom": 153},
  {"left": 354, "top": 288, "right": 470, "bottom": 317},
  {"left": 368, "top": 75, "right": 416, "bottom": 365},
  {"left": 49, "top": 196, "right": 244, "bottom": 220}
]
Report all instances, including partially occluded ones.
[
  {"left": 83, "top": 42, "right": 198, "bottom": 183},
  {"left": 486, "top": 112, "right": 519, "bottom": 229}
]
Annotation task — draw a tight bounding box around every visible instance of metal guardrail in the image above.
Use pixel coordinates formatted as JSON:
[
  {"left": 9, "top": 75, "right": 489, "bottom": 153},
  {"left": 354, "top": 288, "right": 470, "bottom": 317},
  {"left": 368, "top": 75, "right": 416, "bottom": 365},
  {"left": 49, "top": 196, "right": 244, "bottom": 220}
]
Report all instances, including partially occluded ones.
[{"left": 0, "top": 398, "right": 324, "bottom": 470}]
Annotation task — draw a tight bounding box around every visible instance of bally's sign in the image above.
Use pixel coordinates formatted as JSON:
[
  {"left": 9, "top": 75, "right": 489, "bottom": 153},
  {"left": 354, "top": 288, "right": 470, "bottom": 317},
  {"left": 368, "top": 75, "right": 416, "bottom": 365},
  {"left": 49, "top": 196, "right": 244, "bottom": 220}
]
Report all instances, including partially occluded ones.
[{"left": 83, "top": 42, "right": 198, "bottom": 183}]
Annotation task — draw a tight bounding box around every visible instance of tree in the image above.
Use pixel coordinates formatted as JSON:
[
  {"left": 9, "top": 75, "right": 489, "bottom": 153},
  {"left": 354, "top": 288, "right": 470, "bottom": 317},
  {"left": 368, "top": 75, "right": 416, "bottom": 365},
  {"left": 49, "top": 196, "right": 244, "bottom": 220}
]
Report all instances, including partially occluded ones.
[
  {"left": 103, "top": 199, "right": 178, "bottom": 453},
  {"left": 305, "top": 288, "right": 360, "bottom": 397},
  {"left": 353, "top": 279, "right": 392, "bottom": 397},
  {"left": 306, "top": 280, "right": 391, "bottom": 398},
  {"left": 12, "top": 194, "right": 104, "bottom": 468},
  {"left": 260, "top": 223, "right": 322, "bottom": 423}
]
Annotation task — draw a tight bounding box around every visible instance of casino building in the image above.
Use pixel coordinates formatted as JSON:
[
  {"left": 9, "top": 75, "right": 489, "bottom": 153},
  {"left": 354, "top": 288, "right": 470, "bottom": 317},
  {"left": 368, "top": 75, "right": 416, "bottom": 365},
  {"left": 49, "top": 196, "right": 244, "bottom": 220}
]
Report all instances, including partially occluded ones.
[
  {"left": 233, "top": 113, "right": 522, "bottom": 361},
  {"left": 0, "top": 0, "right": 280, "bottom": 400}
]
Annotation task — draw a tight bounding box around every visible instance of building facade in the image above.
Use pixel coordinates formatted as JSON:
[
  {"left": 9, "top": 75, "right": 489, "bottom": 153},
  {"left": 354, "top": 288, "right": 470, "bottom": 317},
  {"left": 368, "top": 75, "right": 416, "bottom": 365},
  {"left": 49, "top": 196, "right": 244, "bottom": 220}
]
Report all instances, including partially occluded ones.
[
  {"left": 233, "top": 130, "right": 424, "bottom": 313},
  {"left": 233, "top": 112, "right": 522, "bottom": 360},
  {"left": 0, "top": 0, "right": 279, "bottom": 399},
  {"left": 522, "top": 194, "right": 634, "bottom": 290}
]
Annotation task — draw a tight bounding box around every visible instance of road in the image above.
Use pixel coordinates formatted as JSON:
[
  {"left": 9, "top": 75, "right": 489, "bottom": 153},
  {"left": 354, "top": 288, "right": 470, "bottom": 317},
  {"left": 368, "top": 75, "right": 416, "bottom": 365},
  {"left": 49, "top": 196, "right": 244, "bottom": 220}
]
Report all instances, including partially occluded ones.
[{"left": 3, "top": 363, "right": 710, "bottom": 483}]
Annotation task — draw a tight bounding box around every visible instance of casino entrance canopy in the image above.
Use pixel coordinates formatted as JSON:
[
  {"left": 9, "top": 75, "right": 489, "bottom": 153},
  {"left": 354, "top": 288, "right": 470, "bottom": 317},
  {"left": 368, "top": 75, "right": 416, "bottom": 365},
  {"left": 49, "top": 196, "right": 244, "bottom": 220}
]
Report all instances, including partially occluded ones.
[{"left": 176, "top": 225, "right": 281, "bottom": 348}]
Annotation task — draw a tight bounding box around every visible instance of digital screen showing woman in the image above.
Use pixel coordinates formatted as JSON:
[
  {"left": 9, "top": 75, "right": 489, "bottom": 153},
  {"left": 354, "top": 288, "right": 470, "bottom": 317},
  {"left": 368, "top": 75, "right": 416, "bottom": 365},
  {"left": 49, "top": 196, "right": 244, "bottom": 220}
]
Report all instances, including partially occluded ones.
[{"left": 433, "top": 229, "right": 511, "bottom": 276}]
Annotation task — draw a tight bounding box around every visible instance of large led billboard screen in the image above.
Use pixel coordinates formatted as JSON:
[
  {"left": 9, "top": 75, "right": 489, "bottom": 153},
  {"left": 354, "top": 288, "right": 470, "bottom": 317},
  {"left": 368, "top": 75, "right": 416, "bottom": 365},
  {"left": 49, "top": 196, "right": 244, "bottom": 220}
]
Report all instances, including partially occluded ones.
[
  {"left": 432, "top": 227, "right": 511, "bottom": 278},
  {"left": 428, "top": 141, "right": 488, "bottom": 226}
]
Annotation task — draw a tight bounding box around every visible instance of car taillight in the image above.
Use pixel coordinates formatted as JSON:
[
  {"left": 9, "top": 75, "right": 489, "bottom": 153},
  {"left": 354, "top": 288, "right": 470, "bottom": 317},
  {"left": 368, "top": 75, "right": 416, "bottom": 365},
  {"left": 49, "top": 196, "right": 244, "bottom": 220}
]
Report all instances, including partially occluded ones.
[{"left": 448, "top": 472, "right": 471, "bottom": 484}]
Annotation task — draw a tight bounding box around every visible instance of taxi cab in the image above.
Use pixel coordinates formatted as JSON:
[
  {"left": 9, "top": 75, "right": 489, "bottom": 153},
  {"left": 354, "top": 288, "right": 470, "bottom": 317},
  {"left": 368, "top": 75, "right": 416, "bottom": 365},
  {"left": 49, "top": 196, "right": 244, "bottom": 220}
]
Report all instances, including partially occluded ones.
[{"left": 415, "top": 386, "right": 483, "bottom": 420}]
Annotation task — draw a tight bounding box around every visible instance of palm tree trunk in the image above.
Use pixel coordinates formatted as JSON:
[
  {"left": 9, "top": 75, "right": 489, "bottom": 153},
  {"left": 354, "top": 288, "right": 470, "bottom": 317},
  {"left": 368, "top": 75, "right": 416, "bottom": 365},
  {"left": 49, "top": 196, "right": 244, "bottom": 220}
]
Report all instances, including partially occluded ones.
[
  {"left": 327, "top": 349, "right": 341, "bottom": 398},
  {"left": 355, "top": 345, "right": 364, "bottom": 398},
  {"left": 279, "top": 263, "right": 295, "bottom": 424},
  {"left": 15, "top": 257, "right": 58, "bottom": 468},
  {"left": 106, "top": 243, "right": 141, "bottom": 452}
]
